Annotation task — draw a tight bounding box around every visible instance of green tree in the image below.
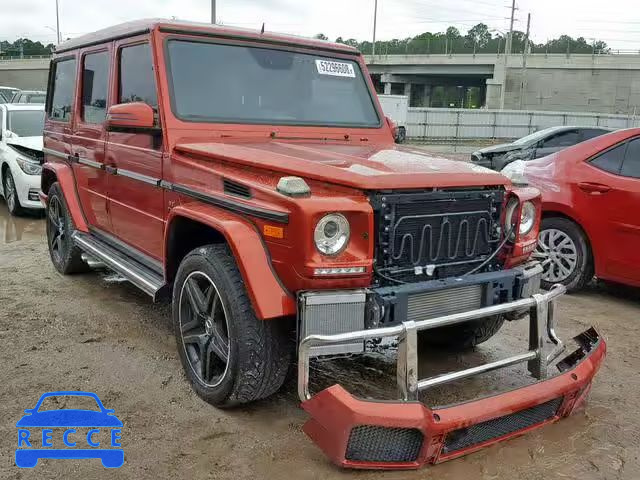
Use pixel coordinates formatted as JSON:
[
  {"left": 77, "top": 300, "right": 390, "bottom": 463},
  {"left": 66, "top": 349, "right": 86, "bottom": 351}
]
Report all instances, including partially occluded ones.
[{"left": 465, "top": 23, "right": 492, "bottom": 49}]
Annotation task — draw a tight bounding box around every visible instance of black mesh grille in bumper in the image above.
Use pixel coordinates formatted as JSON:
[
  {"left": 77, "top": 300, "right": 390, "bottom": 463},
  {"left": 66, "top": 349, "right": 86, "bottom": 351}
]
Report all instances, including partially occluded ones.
[
  {"left": 442, "top": 397, "right": 563, "bottom": 454},
  {"left": 345, "top": 425, "right": 424, "bottom": 463}
]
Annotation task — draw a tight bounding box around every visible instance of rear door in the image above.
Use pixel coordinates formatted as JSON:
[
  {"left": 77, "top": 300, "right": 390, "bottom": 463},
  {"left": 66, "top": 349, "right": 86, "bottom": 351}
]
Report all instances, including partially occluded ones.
[
  {"left": 43, "top": 56, "right": 77, "bottom": 190},
  {"left": 577, "top": 138, "right": 640, "bottom": 284},
  {"left": 105, "top": 37, "right": 164, "bottom": 261},
  {"left": 71, "top": 47, "right": 112, "bottom": 232}
]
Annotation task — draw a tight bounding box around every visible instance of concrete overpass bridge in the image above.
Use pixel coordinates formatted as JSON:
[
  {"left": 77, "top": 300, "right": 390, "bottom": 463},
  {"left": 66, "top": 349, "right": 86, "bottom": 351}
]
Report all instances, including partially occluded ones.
[
  {"left": 0, "top": 57, "right": 50, "bottom": 91},
  {"left": 365, "top": 53, "right": 640, "bottom": 114}
]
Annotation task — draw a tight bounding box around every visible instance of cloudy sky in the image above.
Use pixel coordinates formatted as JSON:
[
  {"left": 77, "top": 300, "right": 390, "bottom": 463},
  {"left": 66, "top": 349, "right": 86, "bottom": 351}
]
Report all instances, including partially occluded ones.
[{"left": 2, "top": 0, "right": 639, "bottom": 50}]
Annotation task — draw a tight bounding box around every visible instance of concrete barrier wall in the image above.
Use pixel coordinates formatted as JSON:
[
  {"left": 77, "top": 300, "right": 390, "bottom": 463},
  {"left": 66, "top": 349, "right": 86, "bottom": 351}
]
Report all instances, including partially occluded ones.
[{"left": 406, "top": 107, "right": 640, "bottom": 140}]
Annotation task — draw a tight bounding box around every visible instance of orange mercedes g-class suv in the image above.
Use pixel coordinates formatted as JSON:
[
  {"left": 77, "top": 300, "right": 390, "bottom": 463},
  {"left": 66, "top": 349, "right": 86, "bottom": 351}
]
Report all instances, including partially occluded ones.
[{"left": 40, "top": 19, "right": 604, "bottom": 469}]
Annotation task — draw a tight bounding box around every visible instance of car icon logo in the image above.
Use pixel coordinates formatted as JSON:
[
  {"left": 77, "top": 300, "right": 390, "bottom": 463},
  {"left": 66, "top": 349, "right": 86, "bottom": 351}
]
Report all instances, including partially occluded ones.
[{"left": 15, "top": 391, "right": 123, "bottom": 468}]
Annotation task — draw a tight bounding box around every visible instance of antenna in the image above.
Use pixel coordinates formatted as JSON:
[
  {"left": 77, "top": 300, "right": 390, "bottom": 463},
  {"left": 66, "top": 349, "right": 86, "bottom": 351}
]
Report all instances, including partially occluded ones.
[{"left": 261, "top": 23, "right": 265, "bottom": 34}]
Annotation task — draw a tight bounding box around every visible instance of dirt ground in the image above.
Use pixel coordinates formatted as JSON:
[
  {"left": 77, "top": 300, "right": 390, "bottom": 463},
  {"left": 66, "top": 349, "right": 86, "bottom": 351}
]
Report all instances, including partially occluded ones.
[{"left": 1, "top": 205, "right": 639, "bottom": 480}]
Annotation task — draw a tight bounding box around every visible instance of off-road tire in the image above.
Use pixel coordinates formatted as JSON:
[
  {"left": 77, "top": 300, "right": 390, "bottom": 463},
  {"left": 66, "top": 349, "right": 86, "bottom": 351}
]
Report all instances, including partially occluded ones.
[
  {"left": 173, "top": 244, "right": 291, "bottom": 407},
  {"left": 418, "top": 314, "right": 505, "bottom": 350},
  {"left": 3, "top": 169, "right": 25, "bottom": 216},
  {"left": 46, "top": 182, "right": 89, "bottom": 274},
  {"left": 539, "top": 217, "right": 593, "bottom": 292}
]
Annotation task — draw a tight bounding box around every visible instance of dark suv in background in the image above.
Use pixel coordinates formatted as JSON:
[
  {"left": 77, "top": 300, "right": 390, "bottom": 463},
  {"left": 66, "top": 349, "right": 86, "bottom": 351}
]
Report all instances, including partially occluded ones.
[{"left": 472, "top": 126, "right": 612, "bottom": 171}]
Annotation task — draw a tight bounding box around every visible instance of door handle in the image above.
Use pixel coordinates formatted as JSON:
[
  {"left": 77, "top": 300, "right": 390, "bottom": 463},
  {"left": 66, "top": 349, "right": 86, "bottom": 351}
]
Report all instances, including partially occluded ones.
[{"left": 578, "top": 182, "right": 611, "bottom": 194}]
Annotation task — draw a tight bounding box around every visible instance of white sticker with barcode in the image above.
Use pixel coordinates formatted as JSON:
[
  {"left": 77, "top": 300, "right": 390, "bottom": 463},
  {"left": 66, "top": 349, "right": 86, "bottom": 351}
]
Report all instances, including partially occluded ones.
[{"left": 315, "top": 59, "right": 356, "bottom": 78}]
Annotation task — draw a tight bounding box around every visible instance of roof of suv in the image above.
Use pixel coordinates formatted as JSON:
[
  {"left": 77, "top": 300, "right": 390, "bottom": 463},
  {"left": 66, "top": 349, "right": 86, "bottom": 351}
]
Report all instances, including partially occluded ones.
[{"left": 56, "top": 18, "right": 359, "bottom": 55}]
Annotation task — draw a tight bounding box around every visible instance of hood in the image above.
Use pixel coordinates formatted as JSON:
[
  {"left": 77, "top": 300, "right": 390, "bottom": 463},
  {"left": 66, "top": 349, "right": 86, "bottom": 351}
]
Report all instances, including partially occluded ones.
[
  {"left": 175, "top": 141, "right": 507, "bottom": 190},
  {"left": 6, "top": 136, "right": 43, "bottom": 152},
  {"left": 475, "top": 142, "right": 523, "bottom": 156}
]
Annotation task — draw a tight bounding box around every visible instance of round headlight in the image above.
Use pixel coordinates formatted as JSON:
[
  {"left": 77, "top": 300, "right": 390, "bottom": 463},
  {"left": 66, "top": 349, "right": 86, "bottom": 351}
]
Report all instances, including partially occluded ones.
[
  {"left": 314, "top": 214, "right": 350, "bottom": 255},
  {"left": 504, "top": 199, "right": 536, "bottom": 240},
  {"left": 519, "top": 201, "right": 536, "bottom": 236}
]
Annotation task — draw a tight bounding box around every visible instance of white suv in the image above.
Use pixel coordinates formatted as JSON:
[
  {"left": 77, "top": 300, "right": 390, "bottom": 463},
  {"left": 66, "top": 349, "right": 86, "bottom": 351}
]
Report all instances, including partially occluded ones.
[{"left": 0, "top": 104, "right": 45, "bottom": 215}]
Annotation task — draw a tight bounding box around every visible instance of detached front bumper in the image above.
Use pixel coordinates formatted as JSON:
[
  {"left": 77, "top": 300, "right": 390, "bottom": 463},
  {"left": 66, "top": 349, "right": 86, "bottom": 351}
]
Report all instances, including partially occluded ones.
[{"left": 298, "top": 285, "right": 605, "bottom": 469}]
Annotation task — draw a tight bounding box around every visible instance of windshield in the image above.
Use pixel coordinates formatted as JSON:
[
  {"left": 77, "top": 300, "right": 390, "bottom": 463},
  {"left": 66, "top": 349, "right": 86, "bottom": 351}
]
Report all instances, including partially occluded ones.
[
  {"left": 8, "top": 110, "right": 45, "bottom": 137},
  {"left": 512, "top": 127, "right": 561, "bottom": 145},
  {"left": 166, "top": 40, "right": 380, "bottom": 128}
]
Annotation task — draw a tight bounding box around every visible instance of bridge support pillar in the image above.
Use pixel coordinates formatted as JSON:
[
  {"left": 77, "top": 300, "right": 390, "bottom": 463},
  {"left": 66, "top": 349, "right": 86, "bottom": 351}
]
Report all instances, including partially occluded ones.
[{"left": 485, "top": 78, "right": 502, "bottom": 109}]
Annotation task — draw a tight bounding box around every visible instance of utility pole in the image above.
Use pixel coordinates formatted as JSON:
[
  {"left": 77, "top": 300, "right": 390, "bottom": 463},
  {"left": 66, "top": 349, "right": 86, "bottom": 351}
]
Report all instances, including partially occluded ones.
[
  {"left": 499, "top": 0, "right": 517, "bottom": 109},
  {"left": 372, "top": 0, "right": 378, "bottom": 57},
  {"left": 519, "top": 13, "right": 531, "bottom": 109},
  {"left": 56, "top": 0, "right": 61, "bottom": 44},
  {"left": 211, "top": 0, "right": 216, "bottom": 24}
]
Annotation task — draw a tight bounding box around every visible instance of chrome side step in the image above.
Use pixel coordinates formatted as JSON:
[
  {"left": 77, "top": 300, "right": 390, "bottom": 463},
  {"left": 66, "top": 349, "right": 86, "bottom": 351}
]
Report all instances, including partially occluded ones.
[{"left": 72, "top": 231, "right": 167, "bottom": 300}]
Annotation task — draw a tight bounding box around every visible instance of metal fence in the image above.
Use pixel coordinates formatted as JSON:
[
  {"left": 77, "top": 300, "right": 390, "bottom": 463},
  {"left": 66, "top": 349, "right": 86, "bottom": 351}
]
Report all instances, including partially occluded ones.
[{"left": 406, "top": 108, "right": 640, "bottom": 141}]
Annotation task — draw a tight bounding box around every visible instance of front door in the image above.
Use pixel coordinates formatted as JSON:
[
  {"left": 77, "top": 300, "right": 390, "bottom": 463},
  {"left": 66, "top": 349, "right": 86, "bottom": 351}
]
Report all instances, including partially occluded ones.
[
  {"left": 71, "top": 47, "right": 112, "bottom": 232},
  {"left": 105, "top": 38, "right": 164, "bottom": 261}
]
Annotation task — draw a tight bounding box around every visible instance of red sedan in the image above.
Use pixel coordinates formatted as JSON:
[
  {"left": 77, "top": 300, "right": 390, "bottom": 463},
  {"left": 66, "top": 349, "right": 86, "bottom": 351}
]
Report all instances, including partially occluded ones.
[{"left": 504, "top": 128, "right": 640, "bottom": 291}]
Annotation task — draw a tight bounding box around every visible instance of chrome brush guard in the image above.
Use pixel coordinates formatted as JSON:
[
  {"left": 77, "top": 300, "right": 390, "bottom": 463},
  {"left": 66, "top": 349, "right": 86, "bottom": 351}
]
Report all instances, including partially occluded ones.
[{"left": 298, "top": 284, "right": 567, "bottom": 402}]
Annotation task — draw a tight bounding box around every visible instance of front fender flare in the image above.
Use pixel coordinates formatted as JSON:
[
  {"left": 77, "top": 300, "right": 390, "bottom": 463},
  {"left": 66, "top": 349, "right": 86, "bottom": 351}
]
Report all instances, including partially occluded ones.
[{"left": 166, "top": 204, "right": 296, "bottom": 320}]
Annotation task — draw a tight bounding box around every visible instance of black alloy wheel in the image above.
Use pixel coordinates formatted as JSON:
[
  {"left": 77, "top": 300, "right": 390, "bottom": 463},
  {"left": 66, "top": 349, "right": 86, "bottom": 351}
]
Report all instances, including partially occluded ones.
[{"left": 178, "top": 271, "right": 231, "bottom": 387}]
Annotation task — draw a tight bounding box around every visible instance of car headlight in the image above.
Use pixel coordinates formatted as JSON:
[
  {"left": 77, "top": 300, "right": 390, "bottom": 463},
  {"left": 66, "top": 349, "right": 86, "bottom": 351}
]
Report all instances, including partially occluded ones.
[
  {"left": 314, "top": 213, "right": 350, "bottom": 255},
  {"left": 519, "top": 201, "right": 537, "bottom": 236},
  {"left": 501, "top": 160, "right": 528, "bottom": 185},
  {"left": 16, "top": 157, "right": 42, "bottom": 175},
  {"left": 505, "top": 199, "right": 536, "bottom": 239}
]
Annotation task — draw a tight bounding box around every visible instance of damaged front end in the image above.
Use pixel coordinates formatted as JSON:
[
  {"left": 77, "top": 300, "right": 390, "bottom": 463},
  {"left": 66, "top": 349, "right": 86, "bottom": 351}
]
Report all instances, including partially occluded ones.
[{"left": 298, "top": 285, "right": 605, "bottom": 470}]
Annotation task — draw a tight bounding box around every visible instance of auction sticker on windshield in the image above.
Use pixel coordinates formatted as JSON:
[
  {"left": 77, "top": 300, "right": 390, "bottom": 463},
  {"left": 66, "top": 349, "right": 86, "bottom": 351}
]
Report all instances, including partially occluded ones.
[{"left": 315, "top": 59, "right": 355, "bottom": 78}]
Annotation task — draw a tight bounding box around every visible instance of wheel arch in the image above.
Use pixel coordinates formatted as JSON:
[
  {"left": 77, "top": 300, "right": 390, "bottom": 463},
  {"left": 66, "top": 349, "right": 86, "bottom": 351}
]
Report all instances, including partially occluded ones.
[
  {"left": 40, "top": 166, "right": 58, "bottom": 197},
  {"left": 0, "top": 161, "right": 10, "bottom": 192},
  {"left": 165, "top": 205, "right": 296, "bottom": 320},
  {"left": 541, "top": 208, "right": 596, "bottom": 273}
]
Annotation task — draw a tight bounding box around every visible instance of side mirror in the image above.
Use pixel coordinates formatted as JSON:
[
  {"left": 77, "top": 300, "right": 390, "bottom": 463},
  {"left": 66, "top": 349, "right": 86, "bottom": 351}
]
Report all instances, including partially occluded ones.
[
  {"left": 106, "top": 102, "right": 156, "bottom": 132},
  {"left": 385, "top": 116, "right": 398, "bottom": 140}
]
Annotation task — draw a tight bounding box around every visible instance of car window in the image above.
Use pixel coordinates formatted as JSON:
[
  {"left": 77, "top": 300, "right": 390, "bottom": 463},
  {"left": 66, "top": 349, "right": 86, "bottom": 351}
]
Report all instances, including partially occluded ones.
[
  {"left": 49, "top": 58, "right": 77, "bottom": 122},
  {"left": 542, "top": 131, "right": 580, "bottom": 148},
  {"left": 621, "top": 138, "right": 640, "bottom": 179},
  {"left": 590, "top": 143, "right": 625, "bottom": 174},
  {"left": 119, "top": 43, "right": 157, "bottom": 108},
  {"left": 0, "top": 109, "right": 4, "bottom": 133},
  {"left": 582, "top": 128, "right": 608, "bottom": 140},
  {"left": 82, "top": 51, "right": 109, "bottom": 124}
]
